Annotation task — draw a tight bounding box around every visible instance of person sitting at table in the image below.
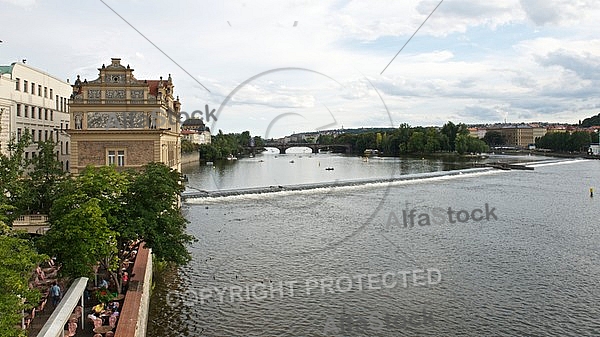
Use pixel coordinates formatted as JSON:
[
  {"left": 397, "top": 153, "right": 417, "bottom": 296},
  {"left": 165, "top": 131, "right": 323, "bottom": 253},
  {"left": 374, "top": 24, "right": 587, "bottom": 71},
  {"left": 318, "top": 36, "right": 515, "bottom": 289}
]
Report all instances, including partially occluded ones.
[
  {"left": 108, "top": 301, "right": 119, "bottom": 311},
  {"left": 106, "top": 331, "right": 115, "bottom": 337},
  {"left": 92, "top": 302, "right": 104, "bottom": 315},
  {"left": 88, "top": 313, "right": 102, "bottom": 329}
]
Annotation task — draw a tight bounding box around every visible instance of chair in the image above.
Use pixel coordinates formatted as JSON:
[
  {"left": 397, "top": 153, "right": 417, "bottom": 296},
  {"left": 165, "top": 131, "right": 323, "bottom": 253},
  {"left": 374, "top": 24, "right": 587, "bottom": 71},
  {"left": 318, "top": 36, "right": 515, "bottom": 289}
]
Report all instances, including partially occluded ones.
[
  {"left": 67, "top": 320, "right": 77, "bottom": 336},
  {"left": 37, "top": 298, "right": 47, "bottom": 313},
  {"left": 109, "top": 313, "right": 118, "bottom": 328},
  {"left": 88, "top": 314, "right": 102, "bottom": 329}
]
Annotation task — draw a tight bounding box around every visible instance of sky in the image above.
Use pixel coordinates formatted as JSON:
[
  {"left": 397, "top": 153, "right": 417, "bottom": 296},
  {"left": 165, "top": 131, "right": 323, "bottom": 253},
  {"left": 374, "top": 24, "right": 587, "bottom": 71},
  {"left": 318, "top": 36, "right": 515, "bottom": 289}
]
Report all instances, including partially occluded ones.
[{"left": 2, "top": 0, "right": 600, "bottom": 138}]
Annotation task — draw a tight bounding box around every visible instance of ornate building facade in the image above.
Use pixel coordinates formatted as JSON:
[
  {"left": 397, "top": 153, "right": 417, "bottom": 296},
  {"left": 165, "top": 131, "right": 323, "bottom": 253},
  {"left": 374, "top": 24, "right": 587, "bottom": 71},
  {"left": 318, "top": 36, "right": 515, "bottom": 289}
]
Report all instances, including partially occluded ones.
[{"left": 68, "top": 58, "right": 181, "bottom": 174}]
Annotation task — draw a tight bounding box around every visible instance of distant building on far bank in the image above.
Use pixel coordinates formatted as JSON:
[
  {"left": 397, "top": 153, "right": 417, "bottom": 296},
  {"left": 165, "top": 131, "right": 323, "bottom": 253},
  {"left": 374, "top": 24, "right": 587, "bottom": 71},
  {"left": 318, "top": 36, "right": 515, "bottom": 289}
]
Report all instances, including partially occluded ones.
[
  {"left": 0, "top": 61, "right": 71, "bottom": 170},
  {"left": 67, "top": 58, "right": 181, "bottom": 174},
  {"left": 485, "top": 124, "right": 547, "bottom": 148},
  {"left": 181, "top": 118, "right": 211, "bottom": 145},
  {"left": 468, "top": 127, "right": 487, "bottom": 139}
]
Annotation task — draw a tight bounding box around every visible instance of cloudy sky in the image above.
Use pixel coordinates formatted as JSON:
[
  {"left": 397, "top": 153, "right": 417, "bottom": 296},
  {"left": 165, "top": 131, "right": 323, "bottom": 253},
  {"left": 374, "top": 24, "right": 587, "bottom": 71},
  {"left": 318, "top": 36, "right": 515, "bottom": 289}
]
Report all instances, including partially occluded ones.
[{"left": 2, "top": 0, "right": 600, "bottom": 137}]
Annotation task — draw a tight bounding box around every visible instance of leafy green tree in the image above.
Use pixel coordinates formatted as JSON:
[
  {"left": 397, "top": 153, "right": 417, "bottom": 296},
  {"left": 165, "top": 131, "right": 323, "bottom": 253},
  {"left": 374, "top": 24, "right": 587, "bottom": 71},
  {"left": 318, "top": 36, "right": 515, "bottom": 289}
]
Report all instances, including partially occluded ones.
[
  {"left": 568, "top": 131, "right": 592, "bottom": 152},
  {"left": 26, "top": 140, "right": 66, "bottom": 214},
  {"left": 483, "top": 131, "right": 506, "bottom": 147},
  {"left": 124, "top": 163, "right": 195, "bottom": 264},
  {"left": 424, "top": 128, "right": 441, "bottom": 153},
  {"left": 41, "top": 166, "right": 128, "bottom": 290},
  {"left": 441, "top": 121, "right": 458, "bottom": 151},
  {"left": 581, "top": 113, "right": 600, "bottom": 127},
  {"left": 0, "top": 132, "right": 32, "bottom": 221},
  {"left": 455, "top": 134, "right": 469, "bottom": 154},
  {"left": 0, "top": 224, "right": 47, "bottom": 337},
  {"left": 181, "top": 139, "right": 199, "bottom": 153},
  {"left": 536, "top": 131, "right": 591, "bottom": 152},
  {"left": 407, "top": 131, "right": 426, "bottom": 153},
  {"left": 40, "top": 198, "right": 118, "bottom": 279}
]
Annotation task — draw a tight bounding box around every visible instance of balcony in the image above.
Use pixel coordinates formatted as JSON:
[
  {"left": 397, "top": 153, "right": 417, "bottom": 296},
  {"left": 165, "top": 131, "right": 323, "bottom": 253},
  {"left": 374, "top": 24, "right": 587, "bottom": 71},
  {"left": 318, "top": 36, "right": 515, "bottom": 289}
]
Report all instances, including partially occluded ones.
[{"left": 12, "top": 214, "right": 50, "bottom": 235}]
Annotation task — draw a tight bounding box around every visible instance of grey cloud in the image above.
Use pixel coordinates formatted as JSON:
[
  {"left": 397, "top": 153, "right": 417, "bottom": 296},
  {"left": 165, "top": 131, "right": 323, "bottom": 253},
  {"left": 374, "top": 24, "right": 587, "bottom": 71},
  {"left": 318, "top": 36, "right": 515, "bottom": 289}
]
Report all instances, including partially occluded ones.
[
  {"left": 456, "top": 105, "right": 504, "bottom": 121},
  {"left": 537, "top": 49, "right": 600, "bottom": 80},
  {"left": 519, "top": 0, "right": 561, "bottom": 25},
  {"left": 419, "top": 0, "right": 512, "bottom": 18}
]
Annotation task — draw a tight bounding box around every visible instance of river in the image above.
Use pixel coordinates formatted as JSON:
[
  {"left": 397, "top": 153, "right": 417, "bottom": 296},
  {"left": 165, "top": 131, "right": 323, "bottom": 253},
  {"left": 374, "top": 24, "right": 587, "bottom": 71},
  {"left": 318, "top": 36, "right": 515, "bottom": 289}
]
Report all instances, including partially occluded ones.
[{"left": 148, "top": 151, "right": 600, "bottom": 336}]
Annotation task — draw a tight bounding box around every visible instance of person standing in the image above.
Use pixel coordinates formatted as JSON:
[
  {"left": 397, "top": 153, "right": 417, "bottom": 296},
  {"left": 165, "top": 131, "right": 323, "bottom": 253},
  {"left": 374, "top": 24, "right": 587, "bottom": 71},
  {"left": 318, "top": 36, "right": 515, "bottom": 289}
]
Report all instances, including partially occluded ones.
[
  {"left": 50, "top": 282, "right": 61, "bottom": 307},
  {"left": 121, "top": 272, "right": 129, "bottom": 294}
]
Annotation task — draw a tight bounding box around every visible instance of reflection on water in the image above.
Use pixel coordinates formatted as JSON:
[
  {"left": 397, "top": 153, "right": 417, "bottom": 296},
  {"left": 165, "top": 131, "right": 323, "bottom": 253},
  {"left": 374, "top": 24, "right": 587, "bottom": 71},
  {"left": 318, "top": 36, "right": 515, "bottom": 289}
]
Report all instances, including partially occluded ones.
[{"left": 149, "top": 155, "right": 600, "bottom": 336}]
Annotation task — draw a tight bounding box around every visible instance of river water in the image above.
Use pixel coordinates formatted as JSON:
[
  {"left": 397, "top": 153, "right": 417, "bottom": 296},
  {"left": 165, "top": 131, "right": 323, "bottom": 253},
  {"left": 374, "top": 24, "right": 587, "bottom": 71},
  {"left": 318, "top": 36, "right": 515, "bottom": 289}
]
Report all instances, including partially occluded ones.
[{"left": 148, "top": 152, "right": 600, "bottom": 336}]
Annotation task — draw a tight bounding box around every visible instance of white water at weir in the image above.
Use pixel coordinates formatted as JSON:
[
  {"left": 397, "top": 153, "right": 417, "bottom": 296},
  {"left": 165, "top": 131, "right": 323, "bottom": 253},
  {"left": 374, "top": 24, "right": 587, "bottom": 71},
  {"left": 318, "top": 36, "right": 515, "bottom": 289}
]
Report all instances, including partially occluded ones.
[{"left": 183, "top": 156, "right": 576, "bottom": 201}]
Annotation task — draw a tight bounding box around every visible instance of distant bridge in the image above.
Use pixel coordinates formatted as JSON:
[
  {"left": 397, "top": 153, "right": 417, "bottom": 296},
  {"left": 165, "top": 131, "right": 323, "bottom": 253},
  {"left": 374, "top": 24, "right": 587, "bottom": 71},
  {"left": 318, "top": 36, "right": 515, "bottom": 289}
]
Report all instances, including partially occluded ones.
[{"left": 253, "top": 142, "right": 352, "bottom": 154}]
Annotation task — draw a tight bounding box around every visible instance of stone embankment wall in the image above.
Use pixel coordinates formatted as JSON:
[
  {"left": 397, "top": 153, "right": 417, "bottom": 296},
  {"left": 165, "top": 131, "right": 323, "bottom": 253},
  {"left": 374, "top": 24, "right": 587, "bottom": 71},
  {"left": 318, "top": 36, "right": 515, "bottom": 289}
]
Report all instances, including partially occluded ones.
[
  {"left": 181, "top": 152, "right": 199, "bottom": 164},
  {"left": 114, "top": 243, "right": 152, "bottom": 337}
]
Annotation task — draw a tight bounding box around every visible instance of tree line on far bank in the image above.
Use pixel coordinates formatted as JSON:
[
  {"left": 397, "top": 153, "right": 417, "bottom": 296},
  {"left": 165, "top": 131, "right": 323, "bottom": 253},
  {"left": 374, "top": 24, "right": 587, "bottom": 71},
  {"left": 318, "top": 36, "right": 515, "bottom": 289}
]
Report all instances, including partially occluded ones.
[
  {"left": 319, "top": 122, "right": 489, "bottom": 155},
  {"left": 196, "top": 130, "right": 265, "bottom": 161},
  {"left": 0, "top": 132, "right": 194, "bottom": 336},
  {"left": 535, "top": 131, "right": 592, "bottom": 152}
]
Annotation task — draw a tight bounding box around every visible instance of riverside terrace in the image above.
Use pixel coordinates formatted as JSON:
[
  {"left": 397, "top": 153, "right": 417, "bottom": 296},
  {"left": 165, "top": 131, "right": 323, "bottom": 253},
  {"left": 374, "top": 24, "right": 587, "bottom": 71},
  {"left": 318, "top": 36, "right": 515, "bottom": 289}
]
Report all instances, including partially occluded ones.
[{"left": 28, "top": 241, "right": 148, "bottom": 337}]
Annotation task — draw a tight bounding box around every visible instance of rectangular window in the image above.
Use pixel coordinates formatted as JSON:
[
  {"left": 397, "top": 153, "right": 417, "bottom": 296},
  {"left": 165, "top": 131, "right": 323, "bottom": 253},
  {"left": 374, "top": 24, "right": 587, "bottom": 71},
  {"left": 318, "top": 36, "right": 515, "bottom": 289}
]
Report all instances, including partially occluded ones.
[
  {"left": 38, "top": 107, "right": 42, "bottom": 119},
  {"left": 50, "top": 130, "right": 53, "bottom": 141},
  {"left": 44, "top": 130, "right": 48, "bottom": 141},
  {"left": 31, "top": 83, "right": 35, "bottom": 95},
  {"left": 15, "top": 78, "right": 20, "bottom": 91},
  {"left": 31, "top": 129, "right": 35, "bottom": 141},
  {"left": 108, "top": 150, "right": 116, "bottom": 166},
  {"left": 24, "top": 105, "right": 28, "bottom": 118},
  {"left": 44, "top": 87, "right": 47, "bottom": 97},
  {"left": 17, "top": 128, "right": 21, "bottom": 141},
  {"left": 44, "top": 109, "right": 48, "bottom": 120},
  {"left": 117, "top": 150, "right": 125, "bottom": 167},
  {"left": 56, "top": 95, "right": 59, "bottom": 110},
  {"left": 38, "top": 130, "right": 42, "bottom": 142},
  {"left": 24, "top": 80, "right": 28, "bottom": 92},
  {"left": 31, "top": 152, "right": 36, "bottom": 158},
  {"left": 16, "top": 104, "right": 21, "bottom": 117},
  {"left": 50, "top": 88, "right": 53, "bottom": 99},
  {"left": 38, "top": 85, "right": 41, "bottom": 96},
  {"left": 50, "top": 110, "right": 53, "bottom": 121},
  {"left": 60, "top": 98, "right": 63, "bottom": 112},
  {"left": 25, "top": 152, "right": 29, "bottom": 160}
]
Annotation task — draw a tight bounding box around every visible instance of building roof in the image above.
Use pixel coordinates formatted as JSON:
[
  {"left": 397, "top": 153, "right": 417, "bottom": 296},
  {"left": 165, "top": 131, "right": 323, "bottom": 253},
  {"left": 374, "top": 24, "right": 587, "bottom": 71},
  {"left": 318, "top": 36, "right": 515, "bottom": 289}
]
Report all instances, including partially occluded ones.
[
  {"left": 182, "top": 118, "right": 206, "bottom": 127},
  {"left": 0, "top": 64, "right": 14, "bottom": 75},
  {"left": 146, "top": 80, "right": 168, "bottom": 96}
]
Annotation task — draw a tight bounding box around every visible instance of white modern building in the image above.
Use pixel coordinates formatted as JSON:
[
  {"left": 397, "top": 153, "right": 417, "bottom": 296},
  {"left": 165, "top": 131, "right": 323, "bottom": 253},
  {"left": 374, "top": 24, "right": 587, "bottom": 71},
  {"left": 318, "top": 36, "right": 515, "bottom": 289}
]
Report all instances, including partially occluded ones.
[
  {"left": 0, "top": 61, "right": 71, "bottom": 171},
  {"left": 181, "top": 118, "right": 211, "bottom": 145}
]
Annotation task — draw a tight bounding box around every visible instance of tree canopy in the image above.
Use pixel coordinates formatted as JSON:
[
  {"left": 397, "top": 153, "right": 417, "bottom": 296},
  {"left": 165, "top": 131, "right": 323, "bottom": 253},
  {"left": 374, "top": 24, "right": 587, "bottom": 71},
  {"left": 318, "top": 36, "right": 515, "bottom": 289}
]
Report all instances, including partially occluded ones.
[
  {"left": 39, "top": 163, "right": 195, "bottom": 284},
  {"left": 322, "top": 121, "right": 488, "bottom": 155},
  {"left": 535, "top": 131, "right": 592, "bottom": 152},
  {"left": 0, "top": 225, "right": 47, "bottom": 337}
]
